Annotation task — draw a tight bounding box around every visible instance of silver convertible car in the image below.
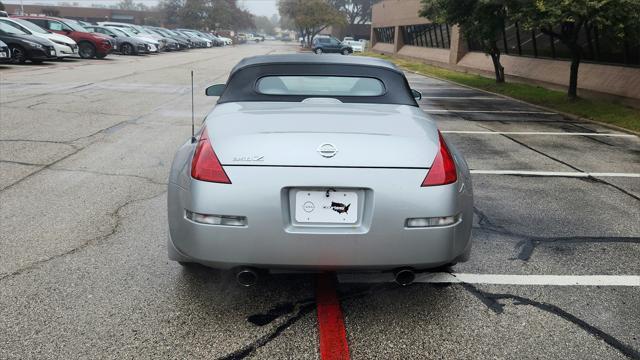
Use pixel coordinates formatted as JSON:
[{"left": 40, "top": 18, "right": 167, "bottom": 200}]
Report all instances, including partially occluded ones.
[{"left": 168, "top": 55, "right": 473, "bottom": 286}]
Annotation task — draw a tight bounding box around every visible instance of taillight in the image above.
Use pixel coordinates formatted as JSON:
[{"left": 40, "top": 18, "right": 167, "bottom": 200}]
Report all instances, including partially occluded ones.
[
  {"left": 421, "top": 131, "right": 457, "bottom": 187},
  {"left": 191, "top": 126, "right": 231, "bottom": 184}
]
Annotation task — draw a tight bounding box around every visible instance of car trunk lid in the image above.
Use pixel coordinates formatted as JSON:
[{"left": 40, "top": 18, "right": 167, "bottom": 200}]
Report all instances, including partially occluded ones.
[{"left": 206, "top": 102, "right": 439, "bottom": 169}]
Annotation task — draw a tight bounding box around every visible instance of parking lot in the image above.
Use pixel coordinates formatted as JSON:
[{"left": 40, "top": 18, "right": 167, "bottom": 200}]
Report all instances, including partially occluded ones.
[{"left": 1, "top": 42, "right": 638, "bottom": 359}]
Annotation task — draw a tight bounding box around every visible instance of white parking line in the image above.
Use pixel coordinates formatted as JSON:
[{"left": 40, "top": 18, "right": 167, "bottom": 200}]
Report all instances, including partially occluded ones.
[
  {"left": 442, "top": 131, "right": 636, "bottom": 138},
  {"left": 470, "top": 170, "right": 640, "bottom": 178},
  {"left": 338, "top": 273, "right": 640, "bottom": 286},
  {"left": 425, "top": 109, "right": 557, "bottom": 114}
]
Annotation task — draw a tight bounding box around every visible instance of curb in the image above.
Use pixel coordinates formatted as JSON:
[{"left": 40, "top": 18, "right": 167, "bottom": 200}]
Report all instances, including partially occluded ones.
[{"left": 402, "top": 69, "right": 640, "bottom": 137}]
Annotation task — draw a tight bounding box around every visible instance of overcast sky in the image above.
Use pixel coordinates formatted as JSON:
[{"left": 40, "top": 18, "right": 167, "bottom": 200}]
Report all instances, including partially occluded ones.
[{"left": 5, "top": 0, "right": 279, "bottom": 17}]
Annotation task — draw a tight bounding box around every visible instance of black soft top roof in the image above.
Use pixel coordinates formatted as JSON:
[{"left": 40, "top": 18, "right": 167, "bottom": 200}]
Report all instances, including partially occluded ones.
[
  {"left": 230, "top": 54, "right": 402, "bottom": 76},
  {"left": 218, "top": 54, "right": 417, "bottom": 106}
]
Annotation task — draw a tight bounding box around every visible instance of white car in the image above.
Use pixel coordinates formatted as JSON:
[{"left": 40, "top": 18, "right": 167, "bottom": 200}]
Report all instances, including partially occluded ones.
[
  {"left": 2, "top": 17, "right": 77, "bottom": 58},
  {"left": 218, "top": 36, "right": 232, "bottom": 45},
  {"left": 345, "top": 40, "right": 364, "bottom": 53}
]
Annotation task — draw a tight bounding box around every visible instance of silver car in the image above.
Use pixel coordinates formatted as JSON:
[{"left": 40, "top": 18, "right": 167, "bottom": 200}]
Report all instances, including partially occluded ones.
[{"left": 168, "top": 55, "right": 473, "bottom": 286}]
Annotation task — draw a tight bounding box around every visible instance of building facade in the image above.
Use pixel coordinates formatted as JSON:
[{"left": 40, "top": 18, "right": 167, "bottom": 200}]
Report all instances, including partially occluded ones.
[
  {"left": 4, "top": 4, "right": 160, "bottom": 25},
  {"left": 371, "top": 0, "right": 640, "bottom": 105}
]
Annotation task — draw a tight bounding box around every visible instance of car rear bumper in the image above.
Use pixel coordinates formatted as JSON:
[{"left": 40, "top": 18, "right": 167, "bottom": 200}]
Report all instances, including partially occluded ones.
[{"left": 168, "top": 166, "right": 473, "bottom": 270}]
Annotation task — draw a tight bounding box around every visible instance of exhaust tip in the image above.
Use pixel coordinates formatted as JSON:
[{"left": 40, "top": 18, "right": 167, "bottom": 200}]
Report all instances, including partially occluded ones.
[
  {"left": 394, "top": 269, "right": 415, "bottom": 286},
  {"left": 236, "top": 268, "right": 258, "bottom": 287}
]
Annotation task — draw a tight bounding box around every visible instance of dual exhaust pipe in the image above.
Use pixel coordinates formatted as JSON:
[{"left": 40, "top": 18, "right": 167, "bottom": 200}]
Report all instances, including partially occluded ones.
[
  {"left": 235, "top": 267, "right": 259, "bottom": 287},
  {"left": 393, "top": 268, "right": 416, "bottom": 286},
  {"left": 234, "top": 267, "right": 416, "bottom": 287}
]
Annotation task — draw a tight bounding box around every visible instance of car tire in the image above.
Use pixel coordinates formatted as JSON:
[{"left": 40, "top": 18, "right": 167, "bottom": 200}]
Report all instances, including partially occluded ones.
[
  {"left": 78, "top": 42, "right": 96, "bottom": 59},
  {"left": 9, "top": 45, "right": 27, "bottom": 64},
  {"left": 315, "top": 48, "right": 323, "bottom": 54},
  {"left": 121, "top": 43, "right": 133, "bottom": 55},
  {"left": 341, "top": 49, "right": 350, "bottom": 55}
]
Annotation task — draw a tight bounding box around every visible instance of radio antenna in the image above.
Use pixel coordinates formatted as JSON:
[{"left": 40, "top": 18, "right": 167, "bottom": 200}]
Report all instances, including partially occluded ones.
[{"left": 191, "top": 70, "right": 196, "bottom": 143}]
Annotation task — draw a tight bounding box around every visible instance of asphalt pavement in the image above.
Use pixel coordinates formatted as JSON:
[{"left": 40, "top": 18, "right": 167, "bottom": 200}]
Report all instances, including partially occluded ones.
[{"left": 0, "top": 43, "right": 638, "bottom": 359}]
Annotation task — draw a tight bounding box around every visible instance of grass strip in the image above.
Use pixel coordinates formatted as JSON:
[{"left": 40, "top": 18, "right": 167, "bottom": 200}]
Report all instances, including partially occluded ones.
[{"left": 361, "top": 52, "right": 640, "bottom": 133}]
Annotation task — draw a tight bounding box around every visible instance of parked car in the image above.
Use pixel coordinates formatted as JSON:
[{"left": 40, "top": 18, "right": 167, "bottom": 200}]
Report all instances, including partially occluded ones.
[
  {"left": 176, "top": 29, "right": 213, "bottom": 48},
  {"left": 344, "top": 40, "right": 364, "bottom": 53},
  {"left": 1, "top": 17, "right": 77, "bottom": 59},
  {"left": 0, "top": 21, "right": 57, "bottom": 63},
  {"left": 18, "top": 16, "right": 113, "bottom": 59},
  {"left": 167, "top": 55, "right": 473, "bottom": 287},
  {"left": 312, "top": 36, "right": 353, "bottom": 55},
  {"left": 236, "top": 33, "right": 247, "bottom": 44},
  {"left": 201, "top": 32, "right": 224, "bottom": 46},
  {"left": 84, "top": 25, "right": 150, "bottom": 55},
  {"left": 343, "top": 36, "right": 355, "bottom": 42},
  {"left": 147, "top": 27, "right": 189, "bottom": 50},
  {"left": 185, "top": 29, "right": 217, "bottom": 47},
  {"left": 0, "top": 39, "right": 11, "bottom": 63},
  {"left": 108, "top": 27, "right": 159, "bottom": 53},
  {"left": 98, "top": 21, "right": 167, "bottom": 51},
  {"left": 175, "top": 29, "right": 208, "bottom": 48},
  {"left": 217, "top": 35, "right": 233, "bottom": 45}
]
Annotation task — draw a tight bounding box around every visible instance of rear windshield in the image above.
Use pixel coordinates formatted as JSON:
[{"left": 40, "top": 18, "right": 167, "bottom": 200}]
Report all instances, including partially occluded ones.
[{"left": 256, "top": 76, "right": 385, "bottom": 97}]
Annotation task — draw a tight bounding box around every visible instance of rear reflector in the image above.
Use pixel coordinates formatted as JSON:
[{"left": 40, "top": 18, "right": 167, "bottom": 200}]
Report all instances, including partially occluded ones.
[
  {"left": 191, "top": 125, "right": 231, "bottom": 184},
  {"left": 186, "top": 210, "right": 247, "bottom": 226},
  {"left": 406, "top": 214, "right": 460, "bottom": 228},
  {"left": 421, "top": 131, "right": 457, "bottom": 187}
]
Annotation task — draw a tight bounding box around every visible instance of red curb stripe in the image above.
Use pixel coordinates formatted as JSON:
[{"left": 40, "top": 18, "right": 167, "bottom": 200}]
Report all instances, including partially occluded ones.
[{"left": 316, "top": 273, "right": 351, "bottom": 360}]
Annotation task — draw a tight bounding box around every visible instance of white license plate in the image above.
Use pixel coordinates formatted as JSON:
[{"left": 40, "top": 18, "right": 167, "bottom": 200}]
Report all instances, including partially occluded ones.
[{"left": 295, "top": 190, "right": 358, "bottom": 224}]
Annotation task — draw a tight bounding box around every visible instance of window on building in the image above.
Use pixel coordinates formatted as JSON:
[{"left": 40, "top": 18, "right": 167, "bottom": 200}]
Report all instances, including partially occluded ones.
[
  {"left": 469, "top": 22, "right": 640, "bottom": 67},
  {"left": 401, "top": 24, "right": 451, "bottom": 49},
  {"left": 373, "top": 27, "right": 395, "bottom": 44}
]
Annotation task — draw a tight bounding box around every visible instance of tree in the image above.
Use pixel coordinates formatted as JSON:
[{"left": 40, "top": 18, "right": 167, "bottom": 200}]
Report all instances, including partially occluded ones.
[
  {"left": 254, "top": 15, "right": 276, "bottom": 35},
  {"left": 156, "top": 0, "right": 255, "bottom": 31},
  {"left": 421, "top": 0, "right": 508, "bottom": 83},
  {"left": 329, "top": 0, "right": 379, "bottom": 25},
  {"left": 160, "top": 0, "right": 183, "bottom": 26},
  {"left": 117, "top": 0, "right": 147, "bottom": 10},
  {"left": 179, "top": 0, "right": 208, "bottom": 29},
  {"left": 510, "top": 0, "right": 640, "bottom": 99},
  {"left": 279, "top": 0, "right": 346, "bottom": 47}
]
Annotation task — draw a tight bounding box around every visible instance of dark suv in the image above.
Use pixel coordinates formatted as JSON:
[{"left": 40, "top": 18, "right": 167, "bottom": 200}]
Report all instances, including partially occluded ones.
[
  {"left": 312, "top": 36, "right": 352, "bottom": 55},
  {"left": 18, "top": 16, "right": 113, "bottom": 59}
]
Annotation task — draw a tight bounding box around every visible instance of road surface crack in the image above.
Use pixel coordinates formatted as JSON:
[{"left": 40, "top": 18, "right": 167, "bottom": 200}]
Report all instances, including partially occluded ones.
[
  {"left": 218, "top": 299, "right": 316, "bottom": 360},
  {"left": 49, "top": 167, "right": 166, "bottom": 186},
  {"left": 0, "top": 189, "right": 166, "bottom": 282},
  {"left": 459, "top": 282, "right": 640, "bottom": 359},
  {"left": 473, "top": 207, "right": 640, "bottom": 261}
]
